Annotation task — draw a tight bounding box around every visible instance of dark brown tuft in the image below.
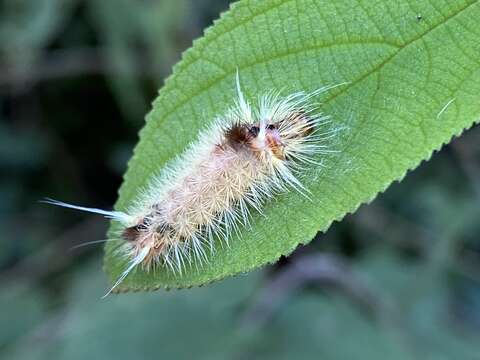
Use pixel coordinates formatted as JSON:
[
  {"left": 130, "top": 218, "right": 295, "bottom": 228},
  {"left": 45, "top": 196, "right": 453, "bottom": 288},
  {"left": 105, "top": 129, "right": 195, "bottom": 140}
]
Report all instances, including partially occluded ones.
[
  {"left": 122, "top": 225, "right": 141, "bottom": 242},
  {"left": 279, "top": 111, "right": 314, "bottom": 137},
  {"left": 295, "top": 111, "right": 314, "bottom": 135},
  {"left": 121, "top": 219, "right": 149, "bottom": 242},
  {"left": 225, "top": 123, "right": 250, "bottom": 148}
]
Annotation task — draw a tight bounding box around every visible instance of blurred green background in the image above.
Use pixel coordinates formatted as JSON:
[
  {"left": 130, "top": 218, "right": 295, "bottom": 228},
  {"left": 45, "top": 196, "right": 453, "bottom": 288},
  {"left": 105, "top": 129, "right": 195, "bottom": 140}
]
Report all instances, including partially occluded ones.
[{"left": 1, "top": 1, "right": 479, "bottom": 359}]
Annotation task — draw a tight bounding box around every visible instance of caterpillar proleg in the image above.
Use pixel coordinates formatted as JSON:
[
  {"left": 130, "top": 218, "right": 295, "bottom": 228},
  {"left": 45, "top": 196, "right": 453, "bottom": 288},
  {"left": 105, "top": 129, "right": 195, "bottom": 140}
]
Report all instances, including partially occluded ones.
[{"left": 47, "top": 74, "right": 339, "bottom": 295}]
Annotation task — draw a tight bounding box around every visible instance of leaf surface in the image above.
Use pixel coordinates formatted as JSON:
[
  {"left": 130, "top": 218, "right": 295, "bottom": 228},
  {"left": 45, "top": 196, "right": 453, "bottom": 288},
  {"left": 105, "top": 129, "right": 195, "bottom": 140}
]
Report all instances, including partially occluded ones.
[{"left": 105, "top": 0, "right": 480, "bottom": 291}]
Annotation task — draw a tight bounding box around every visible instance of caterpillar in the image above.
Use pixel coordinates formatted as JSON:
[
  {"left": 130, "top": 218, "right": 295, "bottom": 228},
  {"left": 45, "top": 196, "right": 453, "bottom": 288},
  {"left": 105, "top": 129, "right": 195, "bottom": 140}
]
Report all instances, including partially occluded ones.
[{"left": 46, "top": 74, "right": 338, "bottom": 295}]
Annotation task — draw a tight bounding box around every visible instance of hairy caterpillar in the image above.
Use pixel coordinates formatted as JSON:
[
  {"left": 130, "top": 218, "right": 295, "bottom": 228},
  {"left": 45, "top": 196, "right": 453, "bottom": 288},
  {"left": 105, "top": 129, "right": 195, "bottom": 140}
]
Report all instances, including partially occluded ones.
[{"left": 47, "top": 74, "right": 337, "bottom": 295}]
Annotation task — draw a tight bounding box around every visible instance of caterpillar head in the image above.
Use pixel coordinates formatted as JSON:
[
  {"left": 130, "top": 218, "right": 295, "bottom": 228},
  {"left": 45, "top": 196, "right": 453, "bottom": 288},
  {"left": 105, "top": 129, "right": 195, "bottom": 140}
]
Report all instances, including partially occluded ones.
[{"left": 225, "top": 112, "right": 313, "bottom": 160}]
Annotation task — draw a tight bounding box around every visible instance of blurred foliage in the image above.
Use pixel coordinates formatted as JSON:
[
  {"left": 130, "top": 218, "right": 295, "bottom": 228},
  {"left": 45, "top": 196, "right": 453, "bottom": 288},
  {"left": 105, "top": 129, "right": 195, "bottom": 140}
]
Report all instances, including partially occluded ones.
[{"left": 0, "top": 0, "right": 479, "bottom": 359}]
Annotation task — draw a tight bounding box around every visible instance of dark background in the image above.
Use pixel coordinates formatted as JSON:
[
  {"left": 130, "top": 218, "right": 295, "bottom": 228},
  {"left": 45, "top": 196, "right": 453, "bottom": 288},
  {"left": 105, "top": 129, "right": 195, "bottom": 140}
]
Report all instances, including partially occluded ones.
[{"left": 1, "top": 1, "right": 479, "bottom": 359}]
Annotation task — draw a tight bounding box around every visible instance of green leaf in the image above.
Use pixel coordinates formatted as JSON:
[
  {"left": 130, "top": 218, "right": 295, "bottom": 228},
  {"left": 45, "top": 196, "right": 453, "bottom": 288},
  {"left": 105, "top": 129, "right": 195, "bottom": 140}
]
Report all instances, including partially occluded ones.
[{"left": 105, "top": 0, "right": 480, "bottom": 291}]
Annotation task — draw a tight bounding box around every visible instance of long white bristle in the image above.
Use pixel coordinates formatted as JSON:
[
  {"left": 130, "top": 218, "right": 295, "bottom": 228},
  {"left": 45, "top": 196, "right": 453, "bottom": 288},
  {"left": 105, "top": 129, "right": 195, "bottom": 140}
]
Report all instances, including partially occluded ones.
[
  {"left": 102, "top": 247, "right": 150, "bottom": 298},
  {"left": 42, "top": 198, "right": 132, "bottom": 225}
]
